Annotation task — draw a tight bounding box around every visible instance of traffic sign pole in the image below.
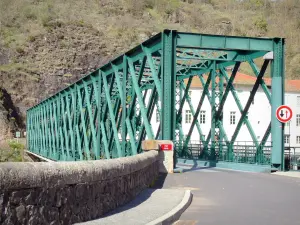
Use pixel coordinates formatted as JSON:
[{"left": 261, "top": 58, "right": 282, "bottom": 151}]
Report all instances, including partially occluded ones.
[
  {"left": 275, "top": 105, "right": 293, "bottom": 171},
  {"left": 276, "top": 105, "right": 293, "bottom": 123}
]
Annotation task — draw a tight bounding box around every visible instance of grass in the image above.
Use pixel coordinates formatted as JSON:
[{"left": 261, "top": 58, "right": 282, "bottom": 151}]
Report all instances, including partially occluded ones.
[
  {"left": 0, "top": 139, "right": 25, "bottom": 162},
  {"left": 0, "top": 63, "right": 27, "bottom": 73},
  {"left": 0, "top": 0, "right": 298, "bottom": 142},
  {"left": 0, "top": 0, "right": 299, "bottom": 78}
]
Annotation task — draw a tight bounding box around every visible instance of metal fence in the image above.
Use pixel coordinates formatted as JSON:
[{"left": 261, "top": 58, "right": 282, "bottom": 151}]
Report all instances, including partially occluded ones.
[
  {"left": 284, "top": 147, "right": 300, "bottom": 171},
  {"left": 175, "top": 140, "right": 272, "bottom": 165}
]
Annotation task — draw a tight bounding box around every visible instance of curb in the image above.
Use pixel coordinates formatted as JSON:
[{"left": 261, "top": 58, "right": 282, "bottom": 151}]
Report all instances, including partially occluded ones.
[
  {"left": 273, "top": 172, "right": 300, "bottom": 179},
  {"left": 25, "top": 150, "right": 55, "bottom": 162},
  {"left": 146, "top": 190, "right": 193, "bottom": 225}
]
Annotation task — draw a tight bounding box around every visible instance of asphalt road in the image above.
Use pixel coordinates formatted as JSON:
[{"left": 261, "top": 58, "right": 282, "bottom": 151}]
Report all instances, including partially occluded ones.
[{"left": 158, "top": 167, "right": 300, "bottom": 225}]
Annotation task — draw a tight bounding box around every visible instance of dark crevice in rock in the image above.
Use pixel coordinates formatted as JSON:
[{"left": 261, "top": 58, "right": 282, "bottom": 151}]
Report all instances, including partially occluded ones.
[
  {"left": 0, "top": 88, "right": 24, "bottom": 131},
  {"left": 0, "top": 192, "right": 10, "bottom": 224}
]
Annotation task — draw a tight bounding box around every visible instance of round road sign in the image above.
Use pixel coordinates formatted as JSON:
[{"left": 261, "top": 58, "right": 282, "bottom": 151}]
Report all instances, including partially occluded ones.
[{"left": 276, "top": 105, "right": 293, "bottom": 123}]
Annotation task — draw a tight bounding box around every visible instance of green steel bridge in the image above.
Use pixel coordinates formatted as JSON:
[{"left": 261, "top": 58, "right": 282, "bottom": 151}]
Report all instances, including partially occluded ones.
[{"left": 26, "top": 30, "right": 285, "bottom": 170}]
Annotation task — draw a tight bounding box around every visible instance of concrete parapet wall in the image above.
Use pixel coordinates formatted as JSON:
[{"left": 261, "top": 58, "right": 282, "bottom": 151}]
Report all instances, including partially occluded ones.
[
  {"left": 142, "top": 140, "right": 174, "bottom": 173},
  {"left": 0, "top": 150, "right": 159, "bottom": 225}
]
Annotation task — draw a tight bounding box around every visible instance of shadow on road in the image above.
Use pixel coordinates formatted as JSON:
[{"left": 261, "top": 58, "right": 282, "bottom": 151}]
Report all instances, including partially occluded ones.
[
  {"left": 101, "top": 188, "right": 158, "bottom": 218},
  {"left": 151, "top": 172, "right": 168, "bottom": 189},
  {"left": 100, "top": 173, "right": 169, "bottom": 219},
  {"left": 176, "top": 160, "right": 217, "bottom": 173}
]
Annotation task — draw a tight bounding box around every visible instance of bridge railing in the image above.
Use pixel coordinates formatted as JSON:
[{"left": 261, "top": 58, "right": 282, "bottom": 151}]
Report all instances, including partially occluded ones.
[
  {"left": 284, "top": 147, "right": 300, "bottom": 171},
  {"left": 175, "top": 140, "right": 272, "bottom": 165}
]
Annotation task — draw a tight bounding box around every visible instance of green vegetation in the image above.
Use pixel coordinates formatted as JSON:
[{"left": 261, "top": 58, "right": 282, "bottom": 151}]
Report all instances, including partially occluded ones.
[
  {"left": 0, "top": 0, "right": 299, "bottom": 79},
  {"left": 0, "top": 140, "right": 25, "bottom": 162},
  {"left": 0, "top": 0, "right": 299, "bottom": 120}
]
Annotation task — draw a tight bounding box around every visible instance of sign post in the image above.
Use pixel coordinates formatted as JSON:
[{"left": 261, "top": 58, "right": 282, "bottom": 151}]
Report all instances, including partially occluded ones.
[
  {"left": 276, "top": 105, "right": 293, "bottom": 171},
  {"left": 160, "top": 144, "right": 173, "bottom": 151},
  {"left": 142, "top": 140, "right": 174, "bottom": 173},
  {"left": 158, "top": 141, "right": 174, "bottom": 173},
  {"left": 276, "top": 105, "right": 293, "bottom": 123},
  {"left": 15, "top": 131, "right": 21, "bottom": 143}
]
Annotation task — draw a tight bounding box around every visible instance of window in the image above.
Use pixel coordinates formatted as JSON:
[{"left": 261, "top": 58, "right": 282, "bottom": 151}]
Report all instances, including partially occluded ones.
[
  {"left": 230, "top": 111, "right": 236, "bottom": 125},
  {"left": 297, "top": 114, "right": 300, "bottom": 126},
  {"left": 284, "top": 135, "right": 290, "bottom": 144},
  {"left": 156, "top": 109, "right": 160, "bottom": 122},
  {"left": 297, "top": 136, "right": 300, "bottom": 144},
  {"left": 185, "top": 110, "right": 192, "bottom": 123},
  {"left": 297, "top": 96, "right": 300, "bottom": 107},
  {"left": 200, "top": 110, "right": 206, "bottom": 124}
]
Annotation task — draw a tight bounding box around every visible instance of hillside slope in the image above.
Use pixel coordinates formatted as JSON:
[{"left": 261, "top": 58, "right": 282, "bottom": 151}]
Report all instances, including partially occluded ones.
[{"left": 0, "top": 0, "right": 299, "bottom": 136}]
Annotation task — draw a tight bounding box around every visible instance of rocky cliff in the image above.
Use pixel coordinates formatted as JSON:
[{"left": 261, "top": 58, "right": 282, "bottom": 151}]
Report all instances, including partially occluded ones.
[{"left": 0, "top": 0, "right": 299, "bottom": 138}]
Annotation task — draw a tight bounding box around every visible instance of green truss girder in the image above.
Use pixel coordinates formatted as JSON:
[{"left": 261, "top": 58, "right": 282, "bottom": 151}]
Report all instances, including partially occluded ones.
[
  {"left": 199, "top": 70, "right": 231, "bottom": 159},
  {"left": 183, "top": 70, "right": 213, "bottom": 151},
  {"left": 27, "top": 30, "right": 285, "bottom": 170},
  {"left": 180, "top": 80, "right": 206, "bottom": 155},
  {"left": 219, "top": 67, "right": 259, "bottom": 147},
  {"left": 230, "top": 60, "right": 270, "bottom": 144},
  {"left": 176, "top": 32, "right": 276, "bottom": 51},
  {"left": 203, "top": 63, "right": 241, "bottom": 149},
  {"left": 162, "top": 30, "right": 177, "bottom": 140}
]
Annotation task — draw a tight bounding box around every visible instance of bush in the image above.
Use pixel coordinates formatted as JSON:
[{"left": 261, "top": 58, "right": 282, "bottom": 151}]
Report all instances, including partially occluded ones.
[
  {"left": 16, "top": 46, "right": 25, "bottom": 54},
  {"left": 158, "top": 0, "right": 180, "bottom": 15},
  {"left": 0, "top": 140, "right": 24, "bottom": 162},
  {"left": 42, "top": 18, "right": 63, "bottom": 29},
  {"left": 8, "top": 140, "right": 24, "bottom": 151},
  {"left": 28, "top": 35, "right": 37, "bottom": 42},
  {"left": 254, "top": 16, "right": 268, "bottom": 32},
  {"left": 145, "top": 0, "right": 155, "bottom": 9},
  {"left": 24, "top": 7, "right": 37, "bottom": 20}
]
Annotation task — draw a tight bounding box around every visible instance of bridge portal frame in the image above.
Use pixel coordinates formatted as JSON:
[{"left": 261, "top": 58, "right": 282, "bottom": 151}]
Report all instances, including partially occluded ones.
[{"left": 27, "top": 30, "right": 285, "bottom": 170}]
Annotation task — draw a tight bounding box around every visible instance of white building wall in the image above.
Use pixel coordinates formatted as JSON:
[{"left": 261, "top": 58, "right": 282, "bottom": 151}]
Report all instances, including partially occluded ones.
[
  {"left": 285, "top": 93, "right": 300, "bottom": 149},
  {"left": 148, "top": 85, "right": 300, "bottom": 153}
]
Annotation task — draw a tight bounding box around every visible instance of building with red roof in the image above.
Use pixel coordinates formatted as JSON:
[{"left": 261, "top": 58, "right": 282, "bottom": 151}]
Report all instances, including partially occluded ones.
[{"left": 150, "top": 72, "right": 300, "bottom": 151}]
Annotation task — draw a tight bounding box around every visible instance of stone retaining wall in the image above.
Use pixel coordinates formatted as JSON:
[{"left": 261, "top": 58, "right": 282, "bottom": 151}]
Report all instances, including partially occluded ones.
[{"left": 0, "top": 150, "right": 159, "bottom": 225}]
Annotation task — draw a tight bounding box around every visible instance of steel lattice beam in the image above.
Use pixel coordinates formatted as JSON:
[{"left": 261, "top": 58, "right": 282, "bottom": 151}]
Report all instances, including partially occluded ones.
[{"left": 27, "top": 30, "right": 285, "bottom": 170}]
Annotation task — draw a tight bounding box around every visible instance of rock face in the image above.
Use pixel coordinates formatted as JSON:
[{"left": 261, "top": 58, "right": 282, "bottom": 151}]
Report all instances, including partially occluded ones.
[
  {"left": 20, "top": 24, "right": 110, "bottom": 98},
  {"left": 0, "top": 88, "right": 24, "bottom": 140},
  {"left": 0, "top": 150, "right": 159, "bottom": 225},
  {"left": 0, "top": 23, "right": 111, "bottom": 135}
]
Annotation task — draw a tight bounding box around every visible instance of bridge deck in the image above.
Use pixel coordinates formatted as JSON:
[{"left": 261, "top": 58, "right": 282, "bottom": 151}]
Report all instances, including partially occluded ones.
[{"left": 162, "top": 168, "right": 300, "bottom": 225}]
